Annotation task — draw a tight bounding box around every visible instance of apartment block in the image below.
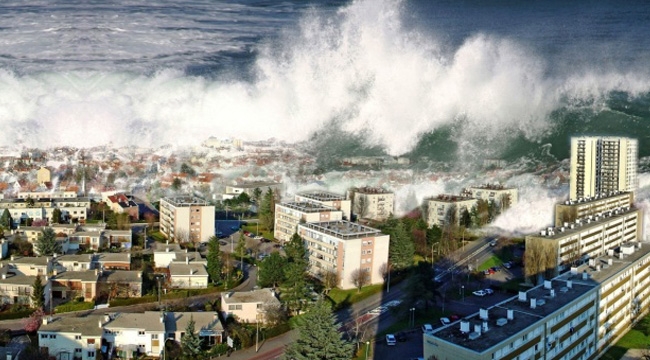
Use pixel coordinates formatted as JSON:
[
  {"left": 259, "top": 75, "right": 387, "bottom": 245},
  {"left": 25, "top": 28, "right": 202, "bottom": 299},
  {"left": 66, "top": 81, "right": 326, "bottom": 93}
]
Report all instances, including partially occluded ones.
[
  {"left": 223, "top": 181, "right": 283, "bottom": 200},
  {"left": 554, "top": 191, "right": 633, "bottom": 226},
  {"left": 159, "top": 196, "right": 215, "bottom": 243},
  {"left": 424, "top": 278, "right": 599, "bottom": 360},
  {"left": 526, "top": 207, "right": 641, "bottom": 273},
  {"left": 464, "top": 184, "right": 518, "bottom": 208},
  {"left": 425, "top": 194, "right": 477, "bottom": 228},
  {"left": 294, "top": 191, "right": 352, "bottom": 220},
  {"left": 274, "top": 201, "right": 343, "bottom": 243},
  {"left": 349, "top": 187, "right": 394, "bottom": 221},
  {"left": 570, "top": 136, "right": 638, "bottom": 200},
  {"left": 297, "top": 220, "right": 389, "bottom": 290}
]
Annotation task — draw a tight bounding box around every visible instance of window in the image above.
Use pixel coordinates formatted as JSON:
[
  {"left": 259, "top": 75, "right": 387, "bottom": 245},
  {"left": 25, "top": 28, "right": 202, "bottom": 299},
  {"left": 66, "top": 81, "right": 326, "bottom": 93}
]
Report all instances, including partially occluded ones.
[
  {"left": 88, "top": 351, "right": 95, "bottom": 357},
  {"left": 152, "top": 334, "right": 159, "bottom": 340},
  {"left": 138, "top": 331, "right": 145, "bottom": 336},
  {"left": 75, "top": 348, "right": 82, "bottom": 353},
  {"left": 40, "top": 334, "right": 47, "bottom": 339},
  {"left": 75, "top": 335, "right": 82, "bottom": 340},
  {"left": 49, "top": 334, "right": 56, "bottom": 339},
  {"left": 228, "top": 305, "right": 242, "bottom": 310}
]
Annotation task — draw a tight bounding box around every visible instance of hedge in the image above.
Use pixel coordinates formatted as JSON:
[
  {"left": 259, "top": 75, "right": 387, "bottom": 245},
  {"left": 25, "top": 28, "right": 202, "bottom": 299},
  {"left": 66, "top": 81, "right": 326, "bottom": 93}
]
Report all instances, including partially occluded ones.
[
  {"left": 0, "top": 309, "right": 33, "bottom": 321},
  {"left": 263, "top": 323, "right": 291, "bottom": 338}
]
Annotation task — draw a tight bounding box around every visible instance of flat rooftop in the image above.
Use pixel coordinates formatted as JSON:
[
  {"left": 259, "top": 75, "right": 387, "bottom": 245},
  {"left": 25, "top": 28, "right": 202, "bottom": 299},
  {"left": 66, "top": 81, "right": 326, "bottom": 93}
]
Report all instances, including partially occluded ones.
[
  {"left": 222, "top": 288, "right": 280, "bottom": 305},
  {"left": 532, "top": 207, "right": 639, "bottom": 240},
  {"left": 354, "top": 186, "right": 392, "bottom": 195},
  {"left": 431, "top": 279, "right": 596, "bottom": 353},
  {"left": 559, "top": 191, "right": 631, "bottom": 207},
  {"left": 302, "top": 220, "right": 381, "bottom": 239},
  {"left": 162, "top": 196, "right": 209, "bottom": 207},
  {"left": 427, "top": 194, "right": 475, "bottom": 203},
  {"left": 468, "top": 184, "right": 514, "bottom": 191},
  {"left": 228, "top": 181, "right": 281, "bottom": 189},
  {"left": 297, "top": 191, "right": 346, "bottom": 202},
  {"left": 278, "top": 201, "right": 338, "bottom": 213}
]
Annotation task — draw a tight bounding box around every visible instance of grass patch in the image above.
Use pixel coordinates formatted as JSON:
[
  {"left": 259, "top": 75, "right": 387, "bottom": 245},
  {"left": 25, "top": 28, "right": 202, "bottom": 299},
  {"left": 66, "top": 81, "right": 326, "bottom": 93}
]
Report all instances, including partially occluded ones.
[
  {"left": 378, "top": 307, "right": 446, "bottom": 336},
  {"left": 327, "top": 284, "right": 384, "bottom": 309},
  {"left": 241, "top": 224, "right": 274, "bottom": 241},
  {"left": 55, "top": 301, "right": 95, "bottom": 313},
  {"left": 600, "top": 315, "right": 650, "bottom": 360},
  {"left": 478, "top": 256, "right": 504, "bottom": 271}
]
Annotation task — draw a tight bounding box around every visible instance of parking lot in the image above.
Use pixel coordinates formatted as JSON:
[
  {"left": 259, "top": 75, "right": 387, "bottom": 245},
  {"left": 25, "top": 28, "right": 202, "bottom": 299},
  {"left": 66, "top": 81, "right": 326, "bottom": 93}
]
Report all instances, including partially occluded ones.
[
  {"left": 373, "top": 329, "right": 423, "bottom": 360},
  {"left": 220, "top": 230, "right": 282, "bottom": 259}
]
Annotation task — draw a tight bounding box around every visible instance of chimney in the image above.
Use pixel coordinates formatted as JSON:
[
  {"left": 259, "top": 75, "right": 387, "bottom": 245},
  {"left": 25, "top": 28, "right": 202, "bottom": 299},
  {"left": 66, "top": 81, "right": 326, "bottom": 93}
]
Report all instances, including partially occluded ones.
[
  {"left": 89, "top": 254, "right": 92, "bottom": 261},
  {"left": 550, "top": 289, "right": 555, "bottom": 298},
  {"left": 567, "top": 280, "right": 573, "bottom": 289},
  {"left": 482, "top": 321, "right": 489, "bottom": 333},
  {"left": 104, "top": 315, "right": 110, "bottom": 323},
  {"left": 95, "top": 269, "right": 98, "bottom": 276},
  {"left": 160, "top": 313, "right": 164, "bottom": 323},
  {"left": 128, "top": 253, "right": 131, "bottom": 260},
  {"left": 1, "top": 274, "right": 5, "bottom": 280},
  {"left": 10, "top": 255, "right": 14, "bottom": 261},
  {"left": 460, "top": 321, "right": 470, "bottom": 333},
  {"left": 530, "top": 298, "right": 537, "bottom": 309},
  {"left": 53, "top": 269, "right": 58, "bottom": 276},
  {"left": 166, "top": 247, "right": 170, "bottom": 253},
  {"left": 479, "top": 308, "right": 488, "bottom": 321},
  {"left": 507, "top": 309, "right": 514, "bottom": 320},
  {"left": 98, "top": 320, "right": 103, "bottom": 328},
  {"left": 42, "top": 316, "right": 50, "bottom": 325},
  {"left": 185, "top": 256, "right": 189, "bottom": 265},
  {"left": 185, "top": 248, "right": 188, "bottom": 253},
  {"left": 582, "top": 271, "right": 588, "bottom": 280},
  {"left": 166, "top": 240, "right": 169, "bottom": 245},
  {"left": 608, "top": 259, "right": 613, "bottom": 266},
  {"left": 544, "top": 280, "right": 552, "bottom": 289},
  {"left": 474, "top": 324, "right": 482, "bottom": 335}
]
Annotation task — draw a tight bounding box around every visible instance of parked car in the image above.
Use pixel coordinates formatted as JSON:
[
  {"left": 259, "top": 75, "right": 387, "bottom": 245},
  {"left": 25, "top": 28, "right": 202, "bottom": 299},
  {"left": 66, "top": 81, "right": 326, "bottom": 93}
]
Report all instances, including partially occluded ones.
[
  {"left": 440, "top": 317, "right": 451, "bottom": 326},
  {"left": 395, "top": 332, "right": 408, "bottom": 342},
  {"left": 450, "top": 314, "right": 460, "bottom": 321},
  {"left": 490, "top": 240, "right": 497, "bottom": 247},
  {"left": 484, "top": 288, "right": 494, "bottom": 295},
  {"left": 254, "top": 235, "right": 263, "bottom": 240},
  {"left": 422, "top": 323, "right": 434, "bottom": 334},
  {"left": 385, "top": 334, "right": 396, "bottom": 346},
  {"left": 504, "top": 261, "right": 512, "bottom": 269},
  {"left": 473, "top": 290, "right": 487, "bottom": 297},
  {"left": 244, "top": 231, "right": 251, "bottom": 236}
]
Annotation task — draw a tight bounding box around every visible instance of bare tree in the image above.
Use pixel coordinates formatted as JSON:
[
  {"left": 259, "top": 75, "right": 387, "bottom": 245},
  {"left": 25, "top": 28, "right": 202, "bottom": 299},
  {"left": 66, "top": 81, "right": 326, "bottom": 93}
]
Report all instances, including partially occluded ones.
[
  {"left": 263, "top": 304, "right": 288, "bottom": 327},
  {"left": 175, "top": 229, "right": 190, "bottom": 244},
  {"left": 346, "top": 310, "right": 372, "bottom": 353},
  {"left": 524, "top": 239, "right": 558, "bottom": 284},
  {"left": 350, "top": 268, "right": 370, "bottom": 293},
  {"left": 353, "top": 193, "right": 369, "bottom": 220},
  {"left": 320, "top": 270, "right": 339, "bottom": 294}
]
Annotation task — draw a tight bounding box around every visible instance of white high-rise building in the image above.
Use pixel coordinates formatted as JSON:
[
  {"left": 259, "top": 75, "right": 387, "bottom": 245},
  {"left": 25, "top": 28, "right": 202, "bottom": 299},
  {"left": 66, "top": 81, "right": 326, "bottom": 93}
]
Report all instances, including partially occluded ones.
[{"left": 570, "top": 136, "right": 638, "bottom": 200}]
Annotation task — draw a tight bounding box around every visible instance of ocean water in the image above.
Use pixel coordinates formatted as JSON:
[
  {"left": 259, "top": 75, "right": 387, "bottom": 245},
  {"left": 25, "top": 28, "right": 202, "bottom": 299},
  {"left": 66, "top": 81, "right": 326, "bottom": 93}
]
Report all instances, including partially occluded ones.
[{"left": 0, "top": 0, "right": 649, "bottom": 163}]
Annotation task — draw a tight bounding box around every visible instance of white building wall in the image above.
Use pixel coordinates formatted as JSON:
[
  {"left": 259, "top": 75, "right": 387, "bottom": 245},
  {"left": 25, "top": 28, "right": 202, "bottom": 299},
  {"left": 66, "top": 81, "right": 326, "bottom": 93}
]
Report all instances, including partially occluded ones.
[{"left": 39, "top": 332, "right": 101, "bottom": 360}]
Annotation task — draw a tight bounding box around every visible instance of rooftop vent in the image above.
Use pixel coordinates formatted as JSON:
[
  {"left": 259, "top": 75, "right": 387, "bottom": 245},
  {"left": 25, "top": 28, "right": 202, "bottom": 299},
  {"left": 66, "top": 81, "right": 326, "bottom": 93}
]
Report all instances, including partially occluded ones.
[
  {"left": 582, "top": 271, "right": 589, "bottom": 280},
  {"left": 571, "top": 267, "right": 579, "bottom": 275},
  {"left": 482, "top": 321, "right": 489, "bottom": 333},
  {"left": 496, "top": 318, "right": 508, "bottom": 327},
  {"left": 560, "top": 287, "right": 569, "bottom": 293},
  {"left": 518, "top": 291, "right": 527, "bottom": 302},
  {"left": 530, "top": 298, "right": 537, "bottom": 309},
  {"left": 468, "top": 332, "right": 481, "bottom": 340},
  {"left": 474, "top": 324, "right": 482, "bottom": 335},
  {"left": 550, "top": 289, "right": 556, "bottom": 298},
  {"left": 567, "top": 280, "right": 573, "bottom": 289},
  {"left": 460, "top": 321, "right": 470, "bottom": 333},
  {"left": 479, "top": 308, "right": 489, "bottom": 321},
  {"left": 544, "top": 280, "right": 552, "bottom": 289},
  {"left": 537, "top": 299, "right": 546, "bottom": 306},
  {"left": 507, "top": 309, "right": 514, "bottom": 320}
]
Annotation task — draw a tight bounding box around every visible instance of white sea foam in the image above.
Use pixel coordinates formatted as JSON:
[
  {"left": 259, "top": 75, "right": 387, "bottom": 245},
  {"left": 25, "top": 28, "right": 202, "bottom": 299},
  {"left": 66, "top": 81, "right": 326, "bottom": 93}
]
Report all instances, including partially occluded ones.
[{"left": 0, "top": 0, "right": 648, "bottom": 155}]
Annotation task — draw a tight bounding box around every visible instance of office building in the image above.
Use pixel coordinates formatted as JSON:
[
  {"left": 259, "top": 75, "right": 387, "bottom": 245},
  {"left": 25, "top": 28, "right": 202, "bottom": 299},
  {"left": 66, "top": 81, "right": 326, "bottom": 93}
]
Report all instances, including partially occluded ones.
[
  {"left": 295, "top": 191, "right": 352, "bottom": 220},
  {"left": 570, "top": 136, "right": 638, "bottom": 200},
  {"left": 159, "top": 196, "right": 215, "bottom": 243},
  {"left": 274, "top": 201, "right": 343, "bottom": 243},
  {"left": 297, "top": 220, "right": 389, "bottom": 290},
  {"left": 349, "top": 187, "right": 394, "bottom": 221}
]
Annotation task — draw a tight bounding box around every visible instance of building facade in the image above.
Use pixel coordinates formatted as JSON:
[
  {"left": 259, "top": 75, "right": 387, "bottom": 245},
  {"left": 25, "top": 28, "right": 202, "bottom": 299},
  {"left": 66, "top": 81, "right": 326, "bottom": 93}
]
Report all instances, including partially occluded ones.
[
  {"left": 220, "top": 288, "right": 281, "bottom": 324},
  {"left": 570, "top": 136, "right": 638, "bottom": 200},
  {"left": 349, "top": 187, "right": 394, "bottom": 221},
  {"left": 159, "top": 196, "right": 215, "bottom": 243},
  {"left": 425, "top": 194, "right": 478, "bottom": 228},
  {"left": 554, "top": 191, "right": 633, "bottom": 226},
  {"left": 297, "top": 220, "right": 389, "bottom": 290},
  {"left": 274, "top": 202, "right": 343, "bottom": 243},
  {"left": 464, "top": 184, "right": 518, "bottom": 208}
]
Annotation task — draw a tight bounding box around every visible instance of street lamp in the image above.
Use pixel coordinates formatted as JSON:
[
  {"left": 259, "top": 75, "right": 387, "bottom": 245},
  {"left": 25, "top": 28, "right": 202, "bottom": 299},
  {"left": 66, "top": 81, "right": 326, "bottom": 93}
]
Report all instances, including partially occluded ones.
[
  {"left": 461, "top": 286, "right": 465, "bottom": 302},
  {"left": 365, "top": 341, "right": 370, "bottom": 359},
  {"left": 409, "top": 308, "right": 415, "bottom": 328},
  {"left": 256, "top": 312, "right": 262, "bottom": 352}
]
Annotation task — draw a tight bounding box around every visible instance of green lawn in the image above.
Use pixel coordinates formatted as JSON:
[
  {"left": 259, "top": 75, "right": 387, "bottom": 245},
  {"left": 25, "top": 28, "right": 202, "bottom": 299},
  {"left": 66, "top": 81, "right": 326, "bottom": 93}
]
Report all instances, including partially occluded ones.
[
  {"left": 241, "top": 223, "right": 274, "bottom": 241},
  {"left": 478, "top": 256, "right": 504, "bottom": 271},
  {"left": 600, "top": 317, "right": 650, "bottom": 360},
  {"left": 378, "top": 307, "right": 446, "bottom": 336},
  {"left": 327, "top": 284, "right": 384, "bottom": 309},
  {"left": 353, "top": 342, "right": 372, "bottom": 360}
]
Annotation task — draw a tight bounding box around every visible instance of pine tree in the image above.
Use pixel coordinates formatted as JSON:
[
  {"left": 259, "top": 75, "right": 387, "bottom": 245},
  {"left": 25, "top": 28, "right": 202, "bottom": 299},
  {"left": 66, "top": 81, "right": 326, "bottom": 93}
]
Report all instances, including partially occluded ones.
[
  {"left": 283, "top": 233, "right": 310, "bottom": 314},
  {"left": 31, "top": 275, "right": 45, "bottom": 309},
  {"left": 181, "top": 316, "right": 204, "bottom": 359},
  {"left": 284, "top": 299, "right": 353, "bottom": 360},
  {"left": 51, "top": 208, "right": 62, "bottom": 225},
  {"left": 35, "top": 228, "right": 61, "bottom": 256},
  {"left": 388, "top": 222, "right": 415, "bottom": 271},
  {"left": 206, "top": 236, "right": 222, "bottom": 284},
  {"left": 0, "top": 209, "right": 12, "bottom": 229},
  {"left": 259, "top": 189, "right": 276, "bottom": 231},
  {"left": 258, "top": 252, "right": 286, "bottom": 288},
  {"left": 235, "top": 231, "right": 246, "bottom": 271}
]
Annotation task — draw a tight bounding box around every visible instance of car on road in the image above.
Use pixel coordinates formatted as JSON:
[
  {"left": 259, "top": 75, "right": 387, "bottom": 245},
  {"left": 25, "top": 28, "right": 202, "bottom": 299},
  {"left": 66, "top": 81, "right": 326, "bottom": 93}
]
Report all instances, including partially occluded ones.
[
  {"left": 385, "top": 334, "right": 396, "bottom": 346},
  {"left": 422, "top": 323, "right": 434, "bottom": 334},
  {"left": 484, "top": 288, "right": 494, "bottom": 295},
  {"left": 386, "top": 300, "right": 402, "bottom": 307},
  {"left": 395, "top": 332, "right": 408, "bottom": 342},
  {"left": 440, "top": 317, "right": 451, "bottom": 326},
  {"left": 490, "top": 239, "right": 497, "bottom": 246},
  {"left": 504, "top": 261, "right": 512, "bottom": 269},
  {"left": 254, "top": 235, "right": 263, "bottom": 240},
  {"left": 473, "top": 290, "right": 488, "bottom": 297}
]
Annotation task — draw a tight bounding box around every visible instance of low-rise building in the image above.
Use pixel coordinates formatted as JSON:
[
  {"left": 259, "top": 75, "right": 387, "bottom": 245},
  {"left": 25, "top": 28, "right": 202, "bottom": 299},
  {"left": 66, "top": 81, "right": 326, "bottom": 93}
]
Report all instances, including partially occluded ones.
[
  {"left": 6, "top": 256, "right": 53, "bottom": 276},
  {"left": 297, "top": 220, "right": 390, "bottom": 290},
  {"left": 164, "top": 311, "right": 224, "bottom": 345},
  {"left": 169, "top": 263, "right": 208, "bottom": 289},
  {"left": 104, "top": 230, "right": 133, "bottom": 249},
  {"left": 51, "top": 270, "right": 99, "bottom": 302},
  {"left": 69, "top": 231, "right": 105, "bottom": 251},
  {"left": 95, "top": 253, "right": 132, "bottom": 271},
  {"left": 274, "top": 201, "right": 343, "bottom": 243},
  {"left": 38, "top": 315, "right": 103, "bottom": 360},
  {"left": 105, "top": 193, "right": 139, "bottom": 220},
  {"left": 0, "top": 267, "right": 51, "bottom": 306},
  {"left": 221, "top": 288, "right": 281, "bottom": 324},
  {"left": 103, "top": 312, "right": 166, "bottom": 359},
  {"left": 102, "top": 270, "right": 143, "bottom": 297},
  {"left": 56, "top": 254, "right": 94, "bottom": 272}
]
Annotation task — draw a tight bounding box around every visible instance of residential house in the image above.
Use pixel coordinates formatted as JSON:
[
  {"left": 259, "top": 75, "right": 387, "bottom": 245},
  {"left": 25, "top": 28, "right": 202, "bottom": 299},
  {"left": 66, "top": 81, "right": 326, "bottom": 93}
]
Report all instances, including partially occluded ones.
[
  {"left": 56, "top": 254, "right": 94, "bottom": 272},
  {"left": 169, "top": 263, "right": 208, "bottom": 289},
  {"left": 51, "top": 269, "right": 99, "bottom": 302},
  {"left": 104, "top": 230, "right": 133, "bottom": 249},
  {"left": 6, "top": 256, "right": 53, "bottom": 276},
  {"left": 105, "top": 193, "right": 139, "bottom": 220},
  {"left": 38, "top": 315, "right": 103, "bottom": 360},
  {"left": 102, "top": 312, "right": 166, "bottom": 359},
  {"left": 0, "top": 265, "right": 51, "bottom": 306},
  {"left": 220, "top": 288, "right": 281, "bottom": 324},
  {"left": 164, "top": 312, "right": 224, "bottom": 345},
  {"left": 95, "top": 253, "right": 131, "bottom": 271},
  {"left": 69, "top": 231, "right": 104, "bottom": 251},
  {"left": 102, "top": 270, "right": 143, "bottom": 297}
]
